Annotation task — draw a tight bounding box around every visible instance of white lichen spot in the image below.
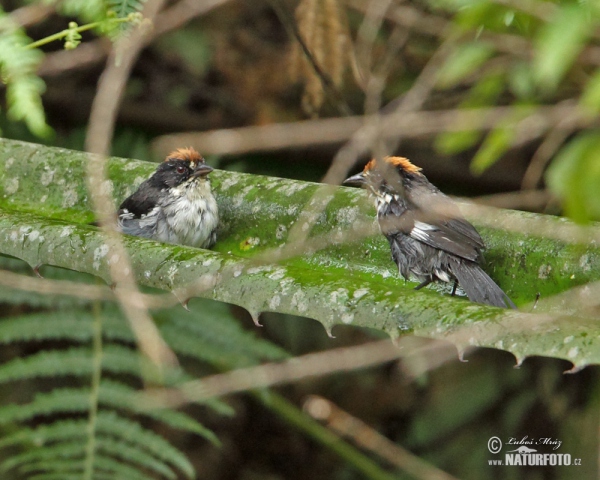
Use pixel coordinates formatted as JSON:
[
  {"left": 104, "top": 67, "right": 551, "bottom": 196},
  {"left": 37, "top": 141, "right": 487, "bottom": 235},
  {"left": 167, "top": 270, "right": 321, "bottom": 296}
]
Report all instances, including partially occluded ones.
[
  {"left": 268, "top": 268, "right": 286, "bottom": 280},
  {"left": 381, "top": 271, "right": 392, "bottom": 278},
  {"left": 538, "top": 264, "right": 552, "bottom": 279},
  {"left": 167, "top": 265, "right": 178, "bottom": 283},
  {"left": 109, "top": 254, "right": 120, "bottom": 265},
  {"left": 568, "top": 347, "right": 579, "bottom": 359},
  {"left": 93, "top": 244, "right": 110, "bottom": 270},
  {"left": 277, "top": 182, "right": 307, "bottom": 196},
  {"left": 353, "top": 288, "right": 369, "bottom": 300},
  {"left": 341, "top": 312, "right": 354, "bottom": 324},
  {"left": 202, "top": 259, "right": 213, "bottom": 267},
  {"left": 28, "top": 230, "right": 40, "bottom": 242},
  {"left": 563, "top": 335, "right": 574, "bottom": 344},
  {"left": 62, "top": 188, "right": 78, "bottom": 208},
  {"left": 144, "top": 270, "right": 152, "bottom": 279},
  {"left": 5, "top": 178, "right": 19, "bottom": 194},
  {"left": 40, "top": 169, "right": 55, "bottom": 186},
  {"left": 291, "top": 289, "right": 308, "bottom": 313},
  {"left": 269, "top": 295, "right": 281, "bottom": 309},
  {"left": 40, "top": 195, "right": 48, "bottom": 203},
  {"left": 579, "top": 254, "right": 591, "bottom": 272},
  {"left": 9, "top": 230, "right": 18, "bottom": 242},
  {"left": 336, "top": 206, "right": 359, "bottom": 225},
  {"left": 287, "top": 205, "right": 298, "bottom": 216},
  {"left": 330, "top": 288, "right": 349, "bottom": 304},
  {"left": 233, "top": 268, "right": 242, "bottom": 278},
  {"left": 495, "top": 340, "right": 504, "bottom": 349},
  {"left": 60, "top": 226, "right": 75, "bottom": 237},
  {"left": 220, "top": 177, "right": 239, "bottom": 190},
  {"left": 301, "top": 222, "right": 309, "bottom": 232},
  {"left": 5, "top": 157, "right": 14, "bottom": 168}
]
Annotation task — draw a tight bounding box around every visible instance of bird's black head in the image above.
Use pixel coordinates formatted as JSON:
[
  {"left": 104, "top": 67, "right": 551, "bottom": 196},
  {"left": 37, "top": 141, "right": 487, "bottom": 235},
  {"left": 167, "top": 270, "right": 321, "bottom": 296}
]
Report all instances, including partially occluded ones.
[
  {"left": 151, "top": 147, "right": 213, "bottom": 189},
  {"left": 343, "top": 156, "right": 422, "bottom": 194}
]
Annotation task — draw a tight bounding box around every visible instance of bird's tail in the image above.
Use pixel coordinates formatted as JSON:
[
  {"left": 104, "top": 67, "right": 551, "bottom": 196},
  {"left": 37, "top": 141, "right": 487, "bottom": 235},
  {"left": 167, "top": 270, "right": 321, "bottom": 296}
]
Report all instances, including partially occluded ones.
[{"left": 450, "top": 259, "right": 516, "bottom": 309}]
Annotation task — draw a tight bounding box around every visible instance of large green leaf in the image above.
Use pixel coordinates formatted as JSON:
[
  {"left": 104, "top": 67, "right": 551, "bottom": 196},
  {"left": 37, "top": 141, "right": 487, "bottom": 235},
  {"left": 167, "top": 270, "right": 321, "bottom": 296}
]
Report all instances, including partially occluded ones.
[{"left": 1, "top": 139, "right": 600, "bottom": 367}]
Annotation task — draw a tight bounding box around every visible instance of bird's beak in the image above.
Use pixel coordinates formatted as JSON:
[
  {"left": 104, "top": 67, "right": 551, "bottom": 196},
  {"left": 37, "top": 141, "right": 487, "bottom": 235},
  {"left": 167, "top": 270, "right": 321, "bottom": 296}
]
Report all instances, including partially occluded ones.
[
  {"left": 192, "top": 164, "right": 213, "bottom": 178},
  {"left": 343, "top": 172, "right": 366, "bottom": 186}
]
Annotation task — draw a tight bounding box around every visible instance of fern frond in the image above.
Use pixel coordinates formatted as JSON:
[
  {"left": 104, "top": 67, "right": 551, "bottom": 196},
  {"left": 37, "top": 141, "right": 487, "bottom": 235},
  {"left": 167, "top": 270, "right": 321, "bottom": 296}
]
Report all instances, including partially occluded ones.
[
  {"left": 0, "top": 388, "right": 91, "bottom": 424},
  {"left": 157, "top": 298, "right": 289, "bottom": 368},
  {"left": 99, "top": 379, "right": 221, "bottom": 446},
  {"left": 18, "top": 459, "right": 83, "bottom": 476},
  {"left": 92, "top": 455, "right": 153, "bottom": 480},
  {"left": 1, "top": 441, "right": 84, "bottom": 474},
  {"left": 96, "top": 436, "right": 176, "bottom": 479},
  {"left": 0, "top": 9, "right": 51, "bottom": 137},
  {"left": 0, "top": 413, "right": 195, "bottom": 479},
  {"left": 0, "top": 418, "right": 88, "bottom": 449},
  {"left": 107, "top": 0, "right": 147, "bottom": 19},
  {"left": 0, "top": 347, "right": 93, "bottom": 383},
  {"left": 0, "top": 311, "right": 95, "bottom": 344},
  {"left": 96, "top": 411, "right": 195, "bottom": 479}
]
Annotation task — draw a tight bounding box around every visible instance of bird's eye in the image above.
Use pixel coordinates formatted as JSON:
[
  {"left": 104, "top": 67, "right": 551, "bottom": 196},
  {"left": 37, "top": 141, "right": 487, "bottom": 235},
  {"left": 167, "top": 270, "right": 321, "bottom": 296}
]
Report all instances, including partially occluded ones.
[{"left": 176, "top": 165, "right": 186, "bottom": 174}]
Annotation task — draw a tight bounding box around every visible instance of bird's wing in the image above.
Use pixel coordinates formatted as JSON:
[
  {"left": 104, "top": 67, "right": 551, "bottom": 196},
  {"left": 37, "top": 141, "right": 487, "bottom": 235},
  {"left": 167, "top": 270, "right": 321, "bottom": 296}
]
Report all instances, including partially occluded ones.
[
  {"left": 380, "top": 189, "right": 484, "bottom": 262},
  {"left": 118, "top": 181, "right": 162, "bottom": 218},
  {"left": 117, "top": 182, "right": 163, "bottom": 238}
]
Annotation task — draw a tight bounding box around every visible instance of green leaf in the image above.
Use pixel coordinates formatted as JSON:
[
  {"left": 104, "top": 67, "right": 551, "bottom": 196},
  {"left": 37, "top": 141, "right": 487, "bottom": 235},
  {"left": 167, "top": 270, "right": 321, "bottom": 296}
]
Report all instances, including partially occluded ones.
[
  {"left": 533, "top": 5, "right": 593, "bottom": 92},
  {"left": 546, "top": 132, "right": 600, "bottom": 223},
  {"left": 437, "top": 42, "right": 495, "bottom": 89},
  {"left": 579, "top": 69, "right": 600, "bottom": 114},
  {"left": 470, "top": 124, "right": 514, "bottom": 174},
  {"left": 4, "top": 140, "right": 600, "bottom": 367}
]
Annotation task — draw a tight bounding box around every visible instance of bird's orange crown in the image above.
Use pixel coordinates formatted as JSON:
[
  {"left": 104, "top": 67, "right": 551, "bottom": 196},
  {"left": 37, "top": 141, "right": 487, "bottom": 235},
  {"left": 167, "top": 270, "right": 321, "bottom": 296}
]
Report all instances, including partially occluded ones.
[
  {"left": 166, "top": 147, "right": 204, "bottom": 163},
  {"left": 364, "top": 156, "right": 422, "bottom": 174}
]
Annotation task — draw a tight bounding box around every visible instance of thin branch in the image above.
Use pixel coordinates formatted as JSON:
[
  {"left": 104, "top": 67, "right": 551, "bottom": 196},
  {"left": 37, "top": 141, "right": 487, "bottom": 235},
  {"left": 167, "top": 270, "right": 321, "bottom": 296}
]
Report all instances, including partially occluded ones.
[
  {"left": 153, "top": 103, "right": 588, "bottom": 157},
  {"left": 304, "top": 395, "right": 459, "bottom": 480},
  {"left": 84, "top": 0, "right": 176, "bottom": 368}
]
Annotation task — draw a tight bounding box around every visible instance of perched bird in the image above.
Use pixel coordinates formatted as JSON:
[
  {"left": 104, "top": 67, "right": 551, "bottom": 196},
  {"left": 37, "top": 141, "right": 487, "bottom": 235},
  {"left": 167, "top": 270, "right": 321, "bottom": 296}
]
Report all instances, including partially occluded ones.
[
  {"left": 344, "top": 156, "right": 515, "bottom": 308},
  {"left": 118, "top": 147, "right": 218, "bottom": 249}
]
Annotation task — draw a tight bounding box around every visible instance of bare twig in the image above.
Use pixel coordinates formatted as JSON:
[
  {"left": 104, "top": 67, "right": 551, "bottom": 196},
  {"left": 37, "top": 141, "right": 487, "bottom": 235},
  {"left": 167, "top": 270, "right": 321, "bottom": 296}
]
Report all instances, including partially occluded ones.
[
  {"left": 84, "top": 0, "right": 176, "bottom": 368},
  {"left": 153, "top": 103, "right": 587, "bottom": 157},
  {"left": 304, "top": 395, "right": 459, "bottom": 480},
  {"left": 141, "top": 339, "right": 404, "bottom": 407},
  {"left": 10, "top": 3, "right": 55, "bottom": 28}
]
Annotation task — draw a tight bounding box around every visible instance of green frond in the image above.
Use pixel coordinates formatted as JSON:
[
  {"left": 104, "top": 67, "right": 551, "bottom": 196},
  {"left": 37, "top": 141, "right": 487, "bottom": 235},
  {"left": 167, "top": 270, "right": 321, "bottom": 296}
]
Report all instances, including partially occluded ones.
[
  {"left": 0, "top": 9, "right": 51, "bottom": 138},
  {"left": 0, "top": 413, "right": 195, "bottom": 479},
  {"left": 0, "top": 440, "right": 84, "bottom": 474},
  {"left": 0, "top": 310, "right": 135, "bottom": 344},
  {"left": 0, "top": 419, "right": 87, "bottom": 449},
  {"left": 18, "top": 459, "right": 84, "bottom": 475},
  {"left": 0, "top": 311, "right": 94, "bottom": 344},
  {"left": 107, "top": 0, "right": 147, "bottom": 19},
  {"left": 0, "top": 388, "right": 91, "bottom": 424},
  {"left": 99, "top": 379, "right": 221, "bottom": 446},
  {"left": 0, "top": 347, "right": 93, "bottom": 383},
  {"left": 28, "top": 474, "right": 85, "bottom": 480},
  {"left": 93, "top": 454, "right": 156, "bottom": 480},
  {"left": 96, "top": 411, "right": 195, "bottom": 479},
  {"left": 96, "top": 436, "right": 176, "bottom": 479},
  {"left": 157, "top": 298, "right": 289, "bottom": 368}
]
